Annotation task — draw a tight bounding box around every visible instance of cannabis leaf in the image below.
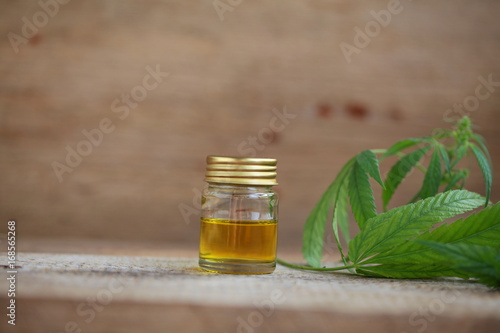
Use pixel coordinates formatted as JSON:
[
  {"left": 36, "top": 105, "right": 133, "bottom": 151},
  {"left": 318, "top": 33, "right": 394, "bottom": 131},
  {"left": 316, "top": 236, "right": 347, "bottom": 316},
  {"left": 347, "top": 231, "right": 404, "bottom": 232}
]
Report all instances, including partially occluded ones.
[
  {"left": 356, "top": 150, "right": 384, "bottom": 187},
  {"left": 332, "top": 177, "right": 351, "bottom": 266},
  {"left": 353, "top": 201, "right": 500, "bottom": 279},
  {"left": 382, "top": 146, "right": 430, "bottom": 211},
  {"left": 472, "top": 133, "right": 492, "bottom": 161},
  {"left": 302, "top": 149, "right": 386, "bottom": 266},
  {"left": 419, "top": 242, "right": 500, "bottom": 288},
  {"left": 382, "top": 138, "right": 429, "bottom": 159},
  {"left": 302, "top": 158, "right": 355, "bottom": 267},
  {"left": 444, "top": 169, "right": 468, "bottom": 191},
  {"left": 365, "top": 201, "right": 500, "bottom": 266},
  {"left": 438, "top": 144, "right": 451, "bottom": 174},
  {"left": 348, "top": 190, "right": 485, "bottom": 265},
  {"left": 333, "top": 177, "right": 350, "bottom": 244},
  {"left": 470, "top": 143, "right": 493, "bottom": 206},
  {"left": 419, "top": 147, "right": 442, "bottom": 199},
  {"left": 348, "top": 161, "right": 376, "bottom": 230},
  {"left": 290, "top": 117, "right": 497, "bottom": 287},
  {"left": 450, "top": 143, "right": 468, "bottom": 169}
]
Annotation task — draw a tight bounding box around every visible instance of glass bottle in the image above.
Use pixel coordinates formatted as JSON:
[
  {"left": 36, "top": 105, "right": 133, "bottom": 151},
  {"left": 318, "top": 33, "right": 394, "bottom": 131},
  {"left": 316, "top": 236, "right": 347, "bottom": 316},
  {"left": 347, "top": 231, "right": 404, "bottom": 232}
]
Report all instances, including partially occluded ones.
[{"left": 199, "top": 156, "right": 279, "bottom": 274}]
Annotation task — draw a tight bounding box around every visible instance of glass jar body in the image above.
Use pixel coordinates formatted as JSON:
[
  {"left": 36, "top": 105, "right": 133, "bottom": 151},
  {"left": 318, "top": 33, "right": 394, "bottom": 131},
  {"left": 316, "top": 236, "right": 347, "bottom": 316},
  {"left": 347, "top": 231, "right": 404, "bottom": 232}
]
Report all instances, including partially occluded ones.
[{"left": 199, "top": 183, "right": 279, "bottom": 274}]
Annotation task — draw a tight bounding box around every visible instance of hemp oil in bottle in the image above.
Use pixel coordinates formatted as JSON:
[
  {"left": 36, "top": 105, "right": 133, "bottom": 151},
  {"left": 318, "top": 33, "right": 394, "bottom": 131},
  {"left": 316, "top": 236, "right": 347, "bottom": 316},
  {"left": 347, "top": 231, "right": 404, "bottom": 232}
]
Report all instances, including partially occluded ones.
[{"left": 199, "top": 156, "right": 279, "bottom": 274}]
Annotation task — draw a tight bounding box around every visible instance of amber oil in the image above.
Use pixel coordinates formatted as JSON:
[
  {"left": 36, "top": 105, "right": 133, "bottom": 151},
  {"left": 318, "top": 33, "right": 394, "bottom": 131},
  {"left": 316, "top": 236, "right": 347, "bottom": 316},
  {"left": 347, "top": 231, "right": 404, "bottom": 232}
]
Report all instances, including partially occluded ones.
[{"left": 199, "top": 218, "right": 277, "bottom": 274}]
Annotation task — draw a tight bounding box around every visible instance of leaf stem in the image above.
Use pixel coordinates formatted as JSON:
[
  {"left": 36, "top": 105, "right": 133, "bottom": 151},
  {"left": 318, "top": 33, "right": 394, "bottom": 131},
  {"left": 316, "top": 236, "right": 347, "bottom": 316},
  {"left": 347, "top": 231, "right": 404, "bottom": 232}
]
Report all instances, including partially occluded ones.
[
  {"left": 277, "top": 258, "right": 355, "bottom": 272},
  {"left": 370, "top": 149, "right": 387, "bottom": 155},
  {"left": 371, "top": 149, "right": 389, "bottom": 163}
]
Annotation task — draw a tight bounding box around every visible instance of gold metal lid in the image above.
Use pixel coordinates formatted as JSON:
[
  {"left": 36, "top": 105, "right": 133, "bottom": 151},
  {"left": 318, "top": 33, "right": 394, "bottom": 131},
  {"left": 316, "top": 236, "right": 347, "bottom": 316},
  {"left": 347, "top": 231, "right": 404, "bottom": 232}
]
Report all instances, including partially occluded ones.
[{"left": 205, "top": 155, "right": 278, "bottom": 185}]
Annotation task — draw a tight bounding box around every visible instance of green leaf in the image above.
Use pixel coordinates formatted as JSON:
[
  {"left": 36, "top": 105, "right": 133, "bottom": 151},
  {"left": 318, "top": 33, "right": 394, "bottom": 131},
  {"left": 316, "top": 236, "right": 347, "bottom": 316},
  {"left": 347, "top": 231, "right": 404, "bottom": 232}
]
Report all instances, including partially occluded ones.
[
  {"left": 419, "top": 148, "right": 442, "bottom": 199},
  {"left": 382, "top": 138, "right": 428, "bottom": 159},
  {"left": 450, "top": 143, "right": 468, "bottom": 168},
  {"left": 472, "top": 133, "right": 492, "bottom": 162},
  {"left": 334, "top": 176, "right": 351, "bottom": 245},
  {"left": 444, "top": 170, "right": 468, "bottom": 191},
  {"left": 362, "top": 201, "right": 500, "bottom": 268},
  {"left": 382, "top": 146, "right": 431, "bottom": 211},
  {"left": 302, "top": 157, "right": 355, "bottom": 267},
  {"left": 349, "top": 190, "right": 485, "bottom": 264},
  {"left": 348, "top": 161, "right": 377, "bottom": 230},
  {"left": 356, "top": 150, "right": 384, "bottom": 188},
  {"left": 419, "top": 242, "right": 500, "bottom": 288},
  {"left": 331, "top": 175, "right": 351, "bottom": 266},
  {"left": 438, "top": 144, "right": 451, "bottom": 174},
  {"left": 470, "top": 143, "right": 493, "bottom": 206},
  {"left": 291, "top": 117, "right": 496, "bottom": 286}
]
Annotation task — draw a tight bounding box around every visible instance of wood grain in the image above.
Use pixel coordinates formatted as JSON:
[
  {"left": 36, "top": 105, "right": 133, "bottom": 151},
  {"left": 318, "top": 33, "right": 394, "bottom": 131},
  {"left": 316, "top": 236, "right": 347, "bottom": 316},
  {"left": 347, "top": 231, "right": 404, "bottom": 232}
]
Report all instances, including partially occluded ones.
[
  {"left": 0, "top": 251, "right": 499, "bottom": 333},
  {"left": 0, "top": 0, "right": 499, "bottom": 247}
]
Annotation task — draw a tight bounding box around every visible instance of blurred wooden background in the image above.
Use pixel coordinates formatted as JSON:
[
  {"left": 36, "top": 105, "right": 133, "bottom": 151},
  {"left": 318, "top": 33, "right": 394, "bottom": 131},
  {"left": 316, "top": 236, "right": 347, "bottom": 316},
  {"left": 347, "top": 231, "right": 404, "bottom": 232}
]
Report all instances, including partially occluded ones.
[{"left": 1, "top": 0, "right": 499, "bottom": 253}]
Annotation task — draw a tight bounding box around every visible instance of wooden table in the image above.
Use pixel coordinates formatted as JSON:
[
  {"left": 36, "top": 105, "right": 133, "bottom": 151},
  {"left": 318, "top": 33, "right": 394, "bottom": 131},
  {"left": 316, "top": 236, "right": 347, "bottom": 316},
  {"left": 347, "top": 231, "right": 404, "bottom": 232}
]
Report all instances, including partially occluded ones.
[{"left": 1, "top": 240, "right": 499, "bottom": 333}]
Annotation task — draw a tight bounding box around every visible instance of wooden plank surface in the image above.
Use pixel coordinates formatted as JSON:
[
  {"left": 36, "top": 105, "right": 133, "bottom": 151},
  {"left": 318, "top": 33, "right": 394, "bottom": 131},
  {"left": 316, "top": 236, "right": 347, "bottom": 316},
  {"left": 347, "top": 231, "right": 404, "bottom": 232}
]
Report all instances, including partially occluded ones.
[{"left": 1, "top": 243, "right": 499, "bottom": 333}]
